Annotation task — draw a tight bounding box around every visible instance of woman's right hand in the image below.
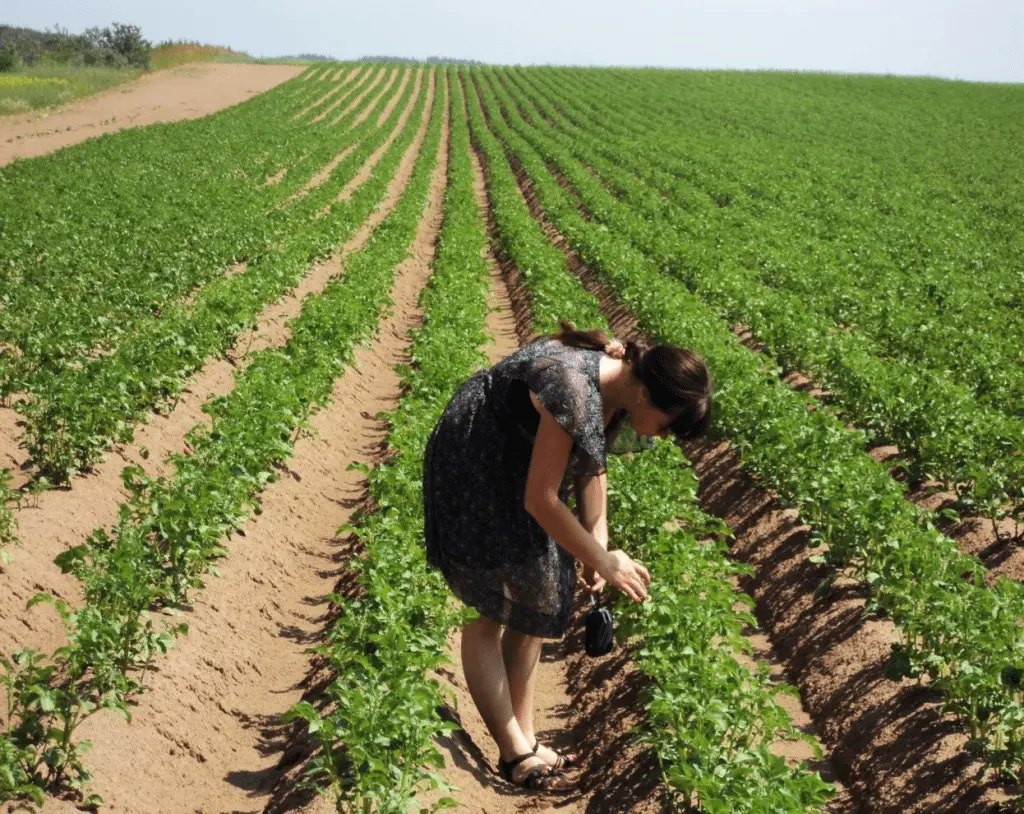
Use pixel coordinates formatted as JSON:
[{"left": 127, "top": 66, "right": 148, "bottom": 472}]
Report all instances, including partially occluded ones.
[{"left": 598, "top": 550, "right": 651, "bottom": 602}]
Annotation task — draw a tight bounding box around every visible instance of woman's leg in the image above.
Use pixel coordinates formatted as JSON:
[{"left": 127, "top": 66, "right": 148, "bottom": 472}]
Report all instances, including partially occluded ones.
[
  {"left": 460, "top": 617, "right": 538, "bottom": 762},
  {"left": 501, "top": 628, "right": 577, "bottom": 768}
]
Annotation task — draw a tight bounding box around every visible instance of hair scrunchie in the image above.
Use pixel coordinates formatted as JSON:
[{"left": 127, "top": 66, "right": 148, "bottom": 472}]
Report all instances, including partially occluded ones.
[{"left": 604, "top": 338, "right": 626, "bottom": 359}]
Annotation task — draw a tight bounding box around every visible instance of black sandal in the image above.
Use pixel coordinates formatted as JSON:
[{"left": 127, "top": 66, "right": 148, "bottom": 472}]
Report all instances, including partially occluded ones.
[
  {"left": 497, "top": 752, "right": 575, "bottom": 793},
  {"left": 532, "top": 739, "right": 579, "bottom": 771}
]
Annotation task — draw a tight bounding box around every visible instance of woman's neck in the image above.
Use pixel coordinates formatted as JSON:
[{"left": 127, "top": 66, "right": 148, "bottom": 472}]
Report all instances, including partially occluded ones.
[{"left": 598, "top": 356, "right": 640, "bottom": 412}]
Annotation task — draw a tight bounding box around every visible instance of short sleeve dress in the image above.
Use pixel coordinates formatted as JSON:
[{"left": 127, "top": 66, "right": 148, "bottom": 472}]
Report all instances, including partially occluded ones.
[{"left": 422, "top": 337, "right": 627, "bottom": 639}]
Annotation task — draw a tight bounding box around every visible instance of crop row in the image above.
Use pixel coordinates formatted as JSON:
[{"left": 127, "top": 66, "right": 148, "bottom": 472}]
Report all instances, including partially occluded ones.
[
  {"left": 0, "top": 69, "right": 439, "bottom": 808},
  {"left": 289, "top": 71, "right": 479, "bottom": 812},
  {"left": 463, "top": 69, "right": 833, "bottom": 811},
  {"left": 491, "top": 69, "right": 1023, "bottom": 523},
  {"left": 521, "top": 68, "right": 1024, "bottom": 421},
  {"left": 470, "top": 67, "right": 1024, "bottom": 797},
  {"left": 13, "top": 67, "right": 419, "bottom": 483}
]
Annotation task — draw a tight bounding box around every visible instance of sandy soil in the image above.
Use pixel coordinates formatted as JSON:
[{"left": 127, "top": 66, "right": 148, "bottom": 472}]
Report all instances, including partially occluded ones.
[
  {"left": 0, "top": 62, "right": 303, "bottom": 166},
  {"left": 42, "top": 71, "right": 441, "bottom": 814}
]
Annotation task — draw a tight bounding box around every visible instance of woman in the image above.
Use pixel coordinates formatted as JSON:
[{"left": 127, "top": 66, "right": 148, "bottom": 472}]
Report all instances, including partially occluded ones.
[{"left": 423, "top": 322, "right": 712, "bottom": 792}]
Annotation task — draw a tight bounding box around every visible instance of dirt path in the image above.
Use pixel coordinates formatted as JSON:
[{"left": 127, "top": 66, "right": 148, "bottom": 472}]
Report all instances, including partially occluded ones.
[
  {"left": 0, "top": 71, "right": 429, "bottom": 670},
  {"left": 0, "top": 63, "right": 303, "bottom": 166},
  {"left": 43, "top": 72, "right": 442, "bottom": 814}
]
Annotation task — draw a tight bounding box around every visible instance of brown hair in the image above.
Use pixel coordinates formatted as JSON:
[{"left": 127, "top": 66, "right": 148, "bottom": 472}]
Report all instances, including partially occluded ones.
[{"left": 550, "top": 321, "right": 712, "bottom": 440}]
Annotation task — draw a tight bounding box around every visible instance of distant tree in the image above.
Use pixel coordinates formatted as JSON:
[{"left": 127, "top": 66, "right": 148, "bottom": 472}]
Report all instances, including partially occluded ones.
[
  {"left": 85, "top": 23, "right": 152, "bottom": 68},
  {"left": 0, "top": 44, "right": 18, "bottom": 72},
  {"left": 0, "top": 22, "right": 151, "bottom": 69}
]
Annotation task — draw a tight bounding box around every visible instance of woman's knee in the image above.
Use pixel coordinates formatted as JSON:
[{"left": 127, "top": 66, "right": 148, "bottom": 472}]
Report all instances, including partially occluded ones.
[{"left": 464, "top": 614, "right": 502, "bottom": 641}]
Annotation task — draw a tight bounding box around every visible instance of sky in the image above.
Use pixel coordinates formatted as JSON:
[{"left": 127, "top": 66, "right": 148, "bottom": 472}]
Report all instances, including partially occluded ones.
[{"left": 4, "top": 0, "right": 1022, "bottom": 84}]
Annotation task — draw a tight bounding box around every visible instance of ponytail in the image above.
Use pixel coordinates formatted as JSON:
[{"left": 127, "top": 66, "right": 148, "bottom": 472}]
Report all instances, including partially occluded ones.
[{"left": 549, "top": 320, "right": 643, "bottom": 368}]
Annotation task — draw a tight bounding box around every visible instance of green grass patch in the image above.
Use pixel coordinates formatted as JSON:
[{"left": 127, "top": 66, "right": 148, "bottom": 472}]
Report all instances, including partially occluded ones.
[{"left": 0, "top": 64, "right": 139, "bottom": 114}]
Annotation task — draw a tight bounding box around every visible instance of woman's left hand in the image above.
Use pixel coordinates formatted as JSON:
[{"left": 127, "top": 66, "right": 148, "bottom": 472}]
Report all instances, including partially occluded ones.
[{"left": 578, "top": 566, "right": 606, "bottom": 595}]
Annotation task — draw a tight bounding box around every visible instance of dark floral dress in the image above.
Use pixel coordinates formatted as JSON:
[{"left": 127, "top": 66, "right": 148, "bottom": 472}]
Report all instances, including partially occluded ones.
[{"left": 423, "top": 338, "right": 626, "bottom": 639}]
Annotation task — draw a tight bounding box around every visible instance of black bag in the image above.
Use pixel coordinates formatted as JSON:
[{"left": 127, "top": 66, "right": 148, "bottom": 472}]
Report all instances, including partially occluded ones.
[{"left": 584, "top": 595, "right": 615, "bottom": 657}]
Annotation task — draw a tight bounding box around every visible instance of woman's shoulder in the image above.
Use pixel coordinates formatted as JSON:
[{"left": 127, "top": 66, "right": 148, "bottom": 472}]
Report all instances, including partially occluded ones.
[{"left": 506, "top": 337, "right": 598, "bottom": 367}]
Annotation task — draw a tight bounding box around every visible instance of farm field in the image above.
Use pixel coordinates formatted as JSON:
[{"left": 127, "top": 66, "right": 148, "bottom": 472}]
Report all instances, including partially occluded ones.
[{"left": 1, "top": 62, "right": 1022, "bottom": 814}]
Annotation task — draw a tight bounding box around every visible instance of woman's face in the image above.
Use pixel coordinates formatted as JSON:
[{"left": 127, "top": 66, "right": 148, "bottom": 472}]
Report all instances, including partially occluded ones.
[{"left": 630, "top": 389, "right": 677, "bottom": 439}]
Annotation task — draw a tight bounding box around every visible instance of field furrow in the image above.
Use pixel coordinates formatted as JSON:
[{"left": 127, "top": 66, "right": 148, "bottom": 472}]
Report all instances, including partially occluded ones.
[
  {"left": 0, "top": 67, "right": 431, "bottom": 665},
  {"left": 3, "top": 64, "right": 416, "bottom": 486}
]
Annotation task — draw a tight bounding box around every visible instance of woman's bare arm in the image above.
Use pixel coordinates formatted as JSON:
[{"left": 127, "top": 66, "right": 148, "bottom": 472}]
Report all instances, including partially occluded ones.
[
  {"left": 576, "top": 470, "right": 609, "bottom": 592},
  {"left": 575, "top": 470, "right": 608, "bottom": 548},
  {"left": 524, "top": 393, "right": 650, "bottom": 601},
  {"left": 523, "top": 394, "right": 610, "bottom": 574}
]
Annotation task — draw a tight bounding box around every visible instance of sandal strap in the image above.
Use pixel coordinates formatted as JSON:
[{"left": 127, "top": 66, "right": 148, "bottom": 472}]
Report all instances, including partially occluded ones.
[
  {"left": 498, "top": 751, "right": 538, "bottom": 780},
  {"left": 504, "top": 752, "right": 537, "bottom": 769},
  {"left": 531, "top": 740, "right": 577, "bottom": 771}
]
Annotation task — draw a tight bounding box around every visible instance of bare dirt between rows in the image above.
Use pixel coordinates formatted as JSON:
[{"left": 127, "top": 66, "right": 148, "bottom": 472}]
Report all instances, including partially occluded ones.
[
  {"left": 734, "top": 332, "right": 1024, "bottom": 585},
  {"left": 293, "top": 65, "right": 360, "bottom": 120},
  {"left": 41, "top": 72, "right": 442, "bottom": 814},
  {"left": 0, "top": 63, "right": 303, "bottom": 166},
  {"left": 0, "top": 70, "right": 430, "bottom": 684},
  {"left": 499, "top": 132, "right": 1021, "bottom": 810}
]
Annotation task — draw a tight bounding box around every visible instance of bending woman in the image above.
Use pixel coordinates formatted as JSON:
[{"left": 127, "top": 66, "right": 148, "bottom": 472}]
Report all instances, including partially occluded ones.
[{"left": 423, "top": 321, "right": 712, "bottom": 793}]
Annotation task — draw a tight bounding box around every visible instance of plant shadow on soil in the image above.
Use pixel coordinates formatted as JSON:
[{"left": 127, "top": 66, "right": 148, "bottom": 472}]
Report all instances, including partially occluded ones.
[
  {"left": 220, "top": 515, "right": 372, "bottom": 813},
  {"left": 684, "top": 437, "right": 1012, "bottom": 814},
  {"left": 562, "top": 616, "right": 672, "bottom": 814}
]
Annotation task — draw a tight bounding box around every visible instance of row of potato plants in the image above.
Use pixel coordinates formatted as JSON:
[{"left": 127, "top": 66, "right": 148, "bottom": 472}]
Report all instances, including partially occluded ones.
[
  {"left": 463, "top": 69, "right": 833, "bottom": 812},
  {"left": 470, "top": 68, "right": 1024, "bottom": 798},
  {"left": 293, "top": 64, "right": 365, "bottom": 122},
  {"left": 525, "top": 68, "right": 1024, "bottom": 421},
  {"left": 572, "top": 66, "right": 1023, "bottom": 320},
  {"left": 0, "top": 67, "right": 327, "bottom": 396},
  {"left": 0, "top": 71, "right": 439, "bottom": 808},
  {"left": 492, "top": 69, "right": 1023, "bottom": 526},
  {"left": 13, "top": 67, "right": 419, "bottom": 483},
  {"left": 288, "top": 72, "right": 479, "bottom": 812}
]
